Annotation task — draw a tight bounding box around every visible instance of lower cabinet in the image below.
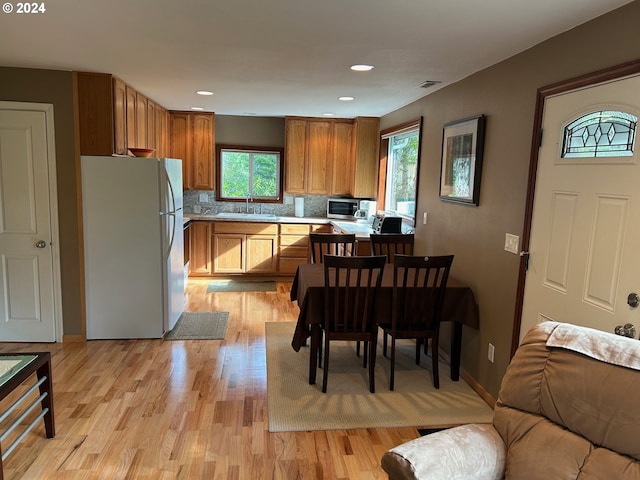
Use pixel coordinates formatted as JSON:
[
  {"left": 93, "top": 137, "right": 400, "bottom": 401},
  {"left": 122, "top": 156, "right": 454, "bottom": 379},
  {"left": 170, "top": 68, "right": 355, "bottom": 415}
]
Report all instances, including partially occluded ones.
[
  {"left": 188, "top": 220, "right": 335, "bottom": 278},
  {"left": 279, "top": 224, "right": 311, "bottom": 275},
  {"left": 189, "top": 221, "right": 213, "bottom": 276},
  {"left": 213, "top": 222, "right": 278, "bottom": 274}
]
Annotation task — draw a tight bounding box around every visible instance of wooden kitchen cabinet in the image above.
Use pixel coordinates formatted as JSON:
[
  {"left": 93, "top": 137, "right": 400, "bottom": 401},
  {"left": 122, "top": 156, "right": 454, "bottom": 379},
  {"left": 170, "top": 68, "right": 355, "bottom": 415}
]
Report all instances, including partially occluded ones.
[
  {"left": 189, "top": 221, "right": 213, "bottom": 276},
  {"left": 279, "top": 223, "right": 311, "bottom": 274},
  {"left": 352, "top": 116, "right": 380, "bottom": 198},
  {"left": 306, "top": 121, "right": 332, "bottom": 194},
  {"left": 212, "top": 222, "right": 278, "bottom": 274},
  {"left": 284, "top": 119, "right": 308, "bottom": 193},
  {"left": 331, "top": 121, "right": 354, "bottom": 195},
  {"left": 76, "top": 72, "right": 166, "bottom": 156},
  {"left": 284, "top": 117, "right": 373, "bottom": 196},
  {"left": 170, "top": 111, "right": 215, "bottom": 190}
]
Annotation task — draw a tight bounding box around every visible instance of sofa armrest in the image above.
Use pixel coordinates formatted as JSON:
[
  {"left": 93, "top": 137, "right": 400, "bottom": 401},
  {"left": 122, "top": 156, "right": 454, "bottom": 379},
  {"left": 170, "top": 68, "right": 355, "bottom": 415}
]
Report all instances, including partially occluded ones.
[{"left": 381, "top": 424, "right": 506, "bottom": 480}]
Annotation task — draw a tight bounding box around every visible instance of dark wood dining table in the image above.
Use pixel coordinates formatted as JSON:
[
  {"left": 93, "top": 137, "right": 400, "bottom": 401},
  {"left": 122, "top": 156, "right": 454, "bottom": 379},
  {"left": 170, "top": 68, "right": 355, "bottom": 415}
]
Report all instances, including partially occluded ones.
[{"left": 290, "top": 263, "right": 479, "bottom": 381}]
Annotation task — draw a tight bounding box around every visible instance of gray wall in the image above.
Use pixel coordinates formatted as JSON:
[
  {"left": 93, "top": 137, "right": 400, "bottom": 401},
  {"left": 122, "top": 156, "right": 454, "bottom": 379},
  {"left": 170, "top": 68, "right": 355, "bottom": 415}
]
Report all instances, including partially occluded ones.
[
  {"left": 0, "top": 67, "right": 82, "bottom": 336},
  {"left": 381, "top": 0, "right": 640, "bottom": 396}
]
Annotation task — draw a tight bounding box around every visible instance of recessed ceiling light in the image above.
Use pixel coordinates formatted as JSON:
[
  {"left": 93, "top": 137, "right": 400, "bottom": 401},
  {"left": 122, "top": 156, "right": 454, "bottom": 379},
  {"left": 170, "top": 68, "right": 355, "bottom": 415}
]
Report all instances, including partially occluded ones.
[
  {"left": 196, "top": 90, "right": 214, "bottom": 96},
  {"left": 322, "top": 112, "right": 335, "bottom": 117},
  {"left": 191, "top": 107, "right": 204, "bottom": 111},
  {"left": 350, "top": 64, "right": 374, "bottom": 72},
  {"left": 338, "top": 96, "right": 355, "bottom": 102}
]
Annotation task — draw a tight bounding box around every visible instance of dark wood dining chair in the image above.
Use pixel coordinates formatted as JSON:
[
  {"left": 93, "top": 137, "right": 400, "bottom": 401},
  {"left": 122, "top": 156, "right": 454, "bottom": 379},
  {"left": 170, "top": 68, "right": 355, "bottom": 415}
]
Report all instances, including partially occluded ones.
[
  {"left": 378, "top": 254, "right": 454, "bottom": 390},
  {"left": 370, "top": 233, "right": 415, "bottom": 263},
  {"left": 309, "top": 233, "right": 356, "bottom": 264},
  {"left": 309, "top": 254, "right": 386, "bottom": 393}
]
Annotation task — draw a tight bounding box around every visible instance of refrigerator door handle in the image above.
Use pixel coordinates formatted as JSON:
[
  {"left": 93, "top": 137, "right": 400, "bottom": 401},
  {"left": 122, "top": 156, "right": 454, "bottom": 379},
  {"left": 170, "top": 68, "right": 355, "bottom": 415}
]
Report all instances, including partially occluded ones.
[{"left": 159, "top": 162, "right": 179, "bottom": 259}]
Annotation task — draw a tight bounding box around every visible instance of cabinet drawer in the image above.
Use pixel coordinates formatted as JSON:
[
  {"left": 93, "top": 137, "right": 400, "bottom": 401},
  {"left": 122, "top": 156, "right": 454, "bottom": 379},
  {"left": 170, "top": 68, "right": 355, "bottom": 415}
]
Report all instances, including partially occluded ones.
[
  {"left": 280, "top": 223, "right": 310, "bottom": 235},
  {"left": 214, "top": 222, "right": 278, "bottom": 235},
  {"left": 279, "top": 245, "right": 309, "bottom": 258},
  {"left": 279, "top": 257, "right": 309, "bottom": 275},
  {"left": 311, "top": 223, "right": 332, "bottom": 233},
  {"left": 280, "top": 235, "right": 308, "bottom": 247}
]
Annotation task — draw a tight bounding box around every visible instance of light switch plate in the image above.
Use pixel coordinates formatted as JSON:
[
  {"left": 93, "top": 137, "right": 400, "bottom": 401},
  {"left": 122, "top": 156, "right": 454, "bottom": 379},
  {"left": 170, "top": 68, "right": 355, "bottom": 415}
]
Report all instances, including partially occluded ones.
[
  {"left": 504, "top": 233, "right": 520, "bottom": 254},
  {"left": 284, "top": 196, "right": 294, "bottom": 205},
  {"left": 198, "top": 193, "right": 208, "bottom": 203}
]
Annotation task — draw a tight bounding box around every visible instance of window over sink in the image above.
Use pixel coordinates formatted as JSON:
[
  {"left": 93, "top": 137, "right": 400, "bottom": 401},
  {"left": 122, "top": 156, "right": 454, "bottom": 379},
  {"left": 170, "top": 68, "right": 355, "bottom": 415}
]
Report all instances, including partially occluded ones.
[{"left": 216, "top": 144, "right": 284, "bottom": 202}]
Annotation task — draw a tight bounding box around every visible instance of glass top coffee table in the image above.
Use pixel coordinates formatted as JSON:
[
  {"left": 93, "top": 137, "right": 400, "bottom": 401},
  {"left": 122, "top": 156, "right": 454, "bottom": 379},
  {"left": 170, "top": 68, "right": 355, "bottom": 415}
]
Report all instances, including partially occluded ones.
[{"left": 0, "top": 352, "right": 55, "bottom": 479}]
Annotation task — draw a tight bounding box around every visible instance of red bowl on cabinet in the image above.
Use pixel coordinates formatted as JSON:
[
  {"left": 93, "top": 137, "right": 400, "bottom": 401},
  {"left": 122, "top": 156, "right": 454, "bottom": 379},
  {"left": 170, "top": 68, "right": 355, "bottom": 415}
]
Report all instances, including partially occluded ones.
[{"left": 128, "top": 148, "right": 155, "bottom": 157}]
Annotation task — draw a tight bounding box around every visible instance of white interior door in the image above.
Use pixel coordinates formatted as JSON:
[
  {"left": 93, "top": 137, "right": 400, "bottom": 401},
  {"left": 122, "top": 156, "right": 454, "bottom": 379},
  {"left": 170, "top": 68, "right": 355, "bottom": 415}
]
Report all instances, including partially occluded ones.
[
  {"left": 521, "top": 74, "right": 640, "bottom": 340},
  {"left": 0, "top": 102, "right": 60, "bottom": 342}
]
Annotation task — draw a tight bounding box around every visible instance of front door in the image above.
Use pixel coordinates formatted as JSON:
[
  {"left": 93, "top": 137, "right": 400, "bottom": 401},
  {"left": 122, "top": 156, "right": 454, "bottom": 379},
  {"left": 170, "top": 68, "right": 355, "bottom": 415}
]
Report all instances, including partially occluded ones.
[
  {"left": 0, "top": 102, "right": 59, "bottom": 342},
  {"left": 520, "top": 74, "right": 640, "bottom": 340}
]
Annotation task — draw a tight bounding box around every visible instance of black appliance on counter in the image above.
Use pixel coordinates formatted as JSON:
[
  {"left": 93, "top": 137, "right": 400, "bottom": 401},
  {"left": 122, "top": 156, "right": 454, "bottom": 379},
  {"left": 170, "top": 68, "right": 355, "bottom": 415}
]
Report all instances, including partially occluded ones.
[{"left": 372, "top": 215, "right": 403, "bottom": 233}]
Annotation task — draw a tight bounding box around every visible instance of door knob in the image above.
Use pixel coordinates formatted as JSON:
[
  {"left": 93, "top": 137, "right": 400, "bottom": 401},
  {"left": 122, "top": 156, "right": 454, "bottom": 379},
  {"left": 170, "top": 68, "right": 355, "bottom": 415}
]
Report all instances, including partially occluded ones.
[
  {"left": 628, "top": 293, "right": 640, "bottom": 308},
  {"left": 35, "top": 240, "right": 47, "bottom": 248}
]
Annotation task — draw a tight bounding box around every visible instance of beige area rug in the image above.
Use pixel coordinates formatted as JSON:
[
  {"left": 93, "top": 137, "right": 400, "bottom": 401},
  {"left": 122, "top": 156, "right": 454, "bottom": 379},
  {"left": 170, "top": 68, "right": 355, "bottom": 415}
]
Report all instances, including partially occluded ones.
[
  {"left": 165, "top": 312, "right": 229, "bottom": 340},
  {"left": 266, "top": 322, "right": 494, "bottom": 432}
]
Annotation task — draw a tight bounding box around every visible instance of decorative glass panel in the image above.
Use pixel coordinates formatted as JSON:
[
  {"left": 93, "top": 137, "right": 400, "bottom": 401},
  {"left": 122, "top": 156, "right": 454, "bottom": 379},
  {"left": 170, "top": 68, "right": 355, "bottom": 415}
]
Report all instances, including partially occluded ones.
[{"left": 562, "top": 110, "right": 637, "bottom": 158}]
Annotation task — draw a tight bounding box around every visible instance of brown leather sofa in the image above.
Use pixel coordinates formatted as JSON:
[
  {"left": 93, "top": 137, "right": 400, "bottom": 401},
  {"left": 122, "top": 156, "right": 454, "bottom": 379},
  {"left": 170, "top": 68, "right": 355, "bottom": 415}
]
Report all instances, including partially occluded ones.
[{"left": 381, "top": 321, "right": 640, "bottom": 479}]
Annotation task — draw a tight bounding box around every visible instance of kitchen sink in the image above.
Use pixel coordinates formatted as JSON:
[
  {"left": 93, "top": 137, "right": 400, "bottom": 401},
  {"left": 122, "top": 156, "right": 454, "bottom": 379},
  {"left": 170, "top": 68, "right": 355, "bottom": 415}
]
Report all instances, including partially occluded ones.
[{"left": 215, "top": 212, "right": 278, "bottom": 220}]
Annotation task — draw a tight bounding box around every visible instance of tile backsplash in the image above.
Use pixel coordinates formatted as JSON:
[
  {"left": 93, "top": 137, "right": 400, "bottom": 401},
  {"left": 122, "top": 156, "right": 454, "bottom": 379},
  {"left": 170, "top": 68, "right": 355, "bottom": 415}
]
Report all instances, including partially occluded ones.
[{"left": 184, "top": 190, "right": 329, "bottom": 218}]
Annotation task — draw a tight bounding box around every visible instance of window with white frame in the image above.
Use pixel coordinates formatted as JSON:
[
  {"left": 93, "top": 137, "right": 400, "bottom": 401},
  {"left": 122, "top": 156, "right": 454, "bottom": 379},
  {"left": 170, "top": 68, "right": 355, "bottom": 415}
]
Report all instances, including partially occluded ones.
[
  {"left": 216, "top": 145, "right": 283, "bottom": 202},
  {"left": 379, "top": 119, "right": 422, "bottom": 222}
]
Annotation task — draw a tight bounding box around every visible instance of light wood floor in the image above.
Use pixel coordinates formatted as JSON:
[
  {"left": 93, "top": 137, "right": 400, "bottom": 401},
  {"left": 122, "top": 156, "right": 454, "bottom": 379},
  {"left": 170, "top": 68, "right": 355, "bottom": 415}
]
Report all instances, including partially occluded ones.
[{"left": 0, "top": 278, "right": 422, "bottom": 479}]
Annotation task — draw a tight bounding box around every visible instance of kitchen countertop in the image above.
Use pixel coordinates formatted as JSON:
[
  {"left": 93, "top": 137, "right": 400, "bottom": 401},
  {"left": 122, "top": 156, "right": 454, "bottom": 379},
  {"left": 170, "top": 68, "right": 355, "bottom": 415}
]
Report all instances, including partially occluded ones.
[
  {"left": 183, "top": 213, "right": 377, "bottom": 239},
  {"left": 185, "top": 213, "right": 330, "bottom": 224}
]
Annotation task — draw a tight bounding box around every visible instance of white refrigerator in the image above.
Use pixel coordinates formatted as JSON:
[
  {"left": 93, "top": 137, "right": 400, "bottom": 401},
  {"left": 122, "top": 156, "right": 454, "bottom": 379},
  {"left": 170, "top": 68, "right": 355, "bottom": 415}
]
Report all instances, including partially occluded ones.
[{"left": 81, "top": 156, "right": 185, "bottom": 339}]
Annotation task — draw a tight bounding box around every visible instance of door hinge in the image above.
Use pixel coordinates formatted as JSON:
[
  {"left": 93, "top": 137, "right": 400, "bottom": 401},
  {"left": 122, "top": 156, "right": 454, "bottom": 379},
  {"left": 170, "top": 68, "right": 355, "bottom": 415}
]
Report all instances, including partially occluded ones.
[
  {"left": 538, "top": 129, "right": 543, "bottom": 147},
  {"left": 520, "top": 251, "right": 530, "bottom": 270}
]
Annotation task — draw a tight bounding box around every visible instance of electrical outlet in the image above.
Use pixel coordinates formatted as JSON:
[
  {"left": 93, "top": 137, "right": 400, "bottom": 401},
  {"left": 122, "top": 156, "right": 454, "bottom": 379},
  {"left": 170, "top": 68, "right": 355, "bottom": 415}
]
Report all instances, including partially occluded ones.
[
  {"left": 488, "top": 343, "right": 495, "bottom": 363},
  {"left": 504, "top": 233, "right": 520, "bottom": 255},
  {"left": 198, "top": 193, "right": 208, "bottom": 203},
  {"left": 284, "top": 196, "right": 294, "bottom": 205}
]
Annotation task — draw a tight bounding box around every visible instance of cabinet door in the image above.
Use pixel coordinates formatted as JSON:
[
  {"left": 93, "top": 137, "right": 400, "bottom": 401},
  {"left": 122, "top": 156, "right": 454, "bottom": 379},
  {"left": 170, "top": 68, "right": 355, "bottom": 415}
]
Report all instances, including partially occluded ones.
[
  {"left": 125, "top": 86, "right": 138, "bottom": 149},
  {"left": 331, "top": 121, "right": 354, "bottom": 195},
  {"left": 112, "top": 77, "right": 128, "bottom": 155},
  {"left": 147, "top": 100, "right": 156, "bottom": 151},
  {"left": 192, "top": 113, "right": 214, "bottom": 190},
  {"left": 306, "top": 121, "right": 332, "bottom": 194},
  {"left": 246, "top": 235, "right": 277, "bottom": 273},
  {"left": 155, "top": 105, "right": 164, "bottom": 158},
  {"left": 353, "top": 117, "right": 380, "bottom": 198},
  {"left": 214, "top": 234, "right": 245, "bottom": 273},
  {"left": 284, "top": 119, "right": 308, "bottom": 193},
  {"left": 136, "top": 93, "right": 148, "bottom": 149},
  {"left": 189, "top": 221, "right": 212, "bottom": 275},
  {"left": 170, "top": 113, "right": 192, "bottom": 188}
]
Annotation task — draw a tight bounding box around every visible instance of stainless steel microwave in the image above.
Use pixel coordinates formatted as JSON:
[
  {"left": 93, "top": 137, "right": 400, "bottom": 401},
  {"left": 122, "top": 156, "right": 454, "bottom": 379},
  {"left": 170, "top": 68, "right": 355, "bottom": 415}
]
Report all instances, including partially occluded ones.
[{"left": 327, "top": 198, "right": 359, "bottom": 219}]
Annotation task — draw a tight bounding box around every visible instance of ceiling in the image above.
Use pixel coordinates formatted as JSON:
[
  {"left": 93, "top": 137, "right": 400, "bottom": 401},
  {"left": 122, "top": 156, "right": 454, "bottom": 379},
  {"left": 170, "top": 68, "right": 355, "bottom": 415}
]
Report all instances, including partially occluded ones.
[{"left": 0, "top": 0, "right": 633, "bottom": 118}]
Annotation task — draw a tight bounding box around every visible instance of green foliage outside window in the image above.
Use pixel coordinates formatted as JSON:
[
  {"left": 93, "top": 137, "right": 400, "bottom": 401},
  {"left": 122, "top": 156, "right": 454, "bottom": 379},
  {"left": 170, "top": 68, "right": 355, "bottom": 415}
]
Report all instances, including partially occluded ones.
[{"left": 220, "top": 149, "right": 280, "bottom": 199}]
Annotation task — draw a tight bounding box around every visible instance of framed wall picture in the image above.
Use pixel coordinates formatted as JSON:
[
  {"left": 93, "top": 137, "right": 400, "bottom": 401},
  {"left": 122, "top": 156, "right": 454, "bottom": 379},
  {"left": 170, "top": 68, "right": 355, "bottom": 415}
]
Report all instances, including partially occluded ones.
[{"left": 439, "top": 114, "right": 486, "bottom": 205}]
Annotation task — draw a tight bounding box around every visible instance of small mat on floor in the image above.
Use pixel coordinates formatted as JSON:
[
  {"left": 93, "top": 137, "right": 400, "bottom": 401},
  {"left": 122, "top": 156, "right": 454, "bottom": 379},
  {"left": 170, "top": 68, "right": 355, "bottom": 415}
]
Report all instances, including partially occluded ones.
[
  {"left": 165, "top": 312, "right": 229, "bottom": 340},
  {"left": 207, "top": 281, "right": 277, "bottom": 293},
  {"left": 265, "top": 322, "right": 493, "bottom": 432}
]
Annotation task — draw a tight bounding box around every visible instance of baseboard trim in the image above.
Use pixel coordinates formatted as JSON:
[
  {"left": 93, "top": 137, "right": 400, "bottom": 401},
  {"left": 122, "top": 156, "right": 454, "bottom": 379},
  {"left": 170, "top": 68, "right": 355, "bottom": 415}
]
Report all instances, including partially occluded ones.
[
  {"left": 438, "top": 348, "right": 496, "bottom": 409},
  {"left": 63, "top": 334, "right": 85, "bottom": 342}
]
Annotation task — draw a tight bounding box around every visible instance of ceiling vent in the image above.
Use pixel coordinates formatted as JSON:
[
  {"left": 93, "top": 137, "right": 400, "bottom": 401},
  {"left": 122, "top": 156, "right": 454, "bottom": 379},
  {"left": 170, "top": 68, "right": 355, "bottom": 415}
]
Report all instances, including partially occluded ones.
[{"left": 419, "top": 80, "right": 441, "bottom": 89}]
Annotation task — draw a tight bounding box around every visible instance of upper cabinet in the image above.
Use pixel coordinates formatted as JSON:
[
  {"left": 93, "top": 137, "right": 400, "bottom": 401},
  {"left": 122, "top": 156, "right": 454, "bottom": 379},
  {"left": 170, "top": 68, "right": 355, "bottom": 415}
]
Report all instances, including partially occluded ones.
[
  {"left": 284, "top": 116, "right": 378, "bottom": 196},
  {"left": 352, "top": 117, "right": 380, "bottom": 198},
  {"left": 169, "top": 111, "right": 215, "bottom": 190},
  {"left": 76, "top": 72, "right": 168, "bottom": 157}
]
